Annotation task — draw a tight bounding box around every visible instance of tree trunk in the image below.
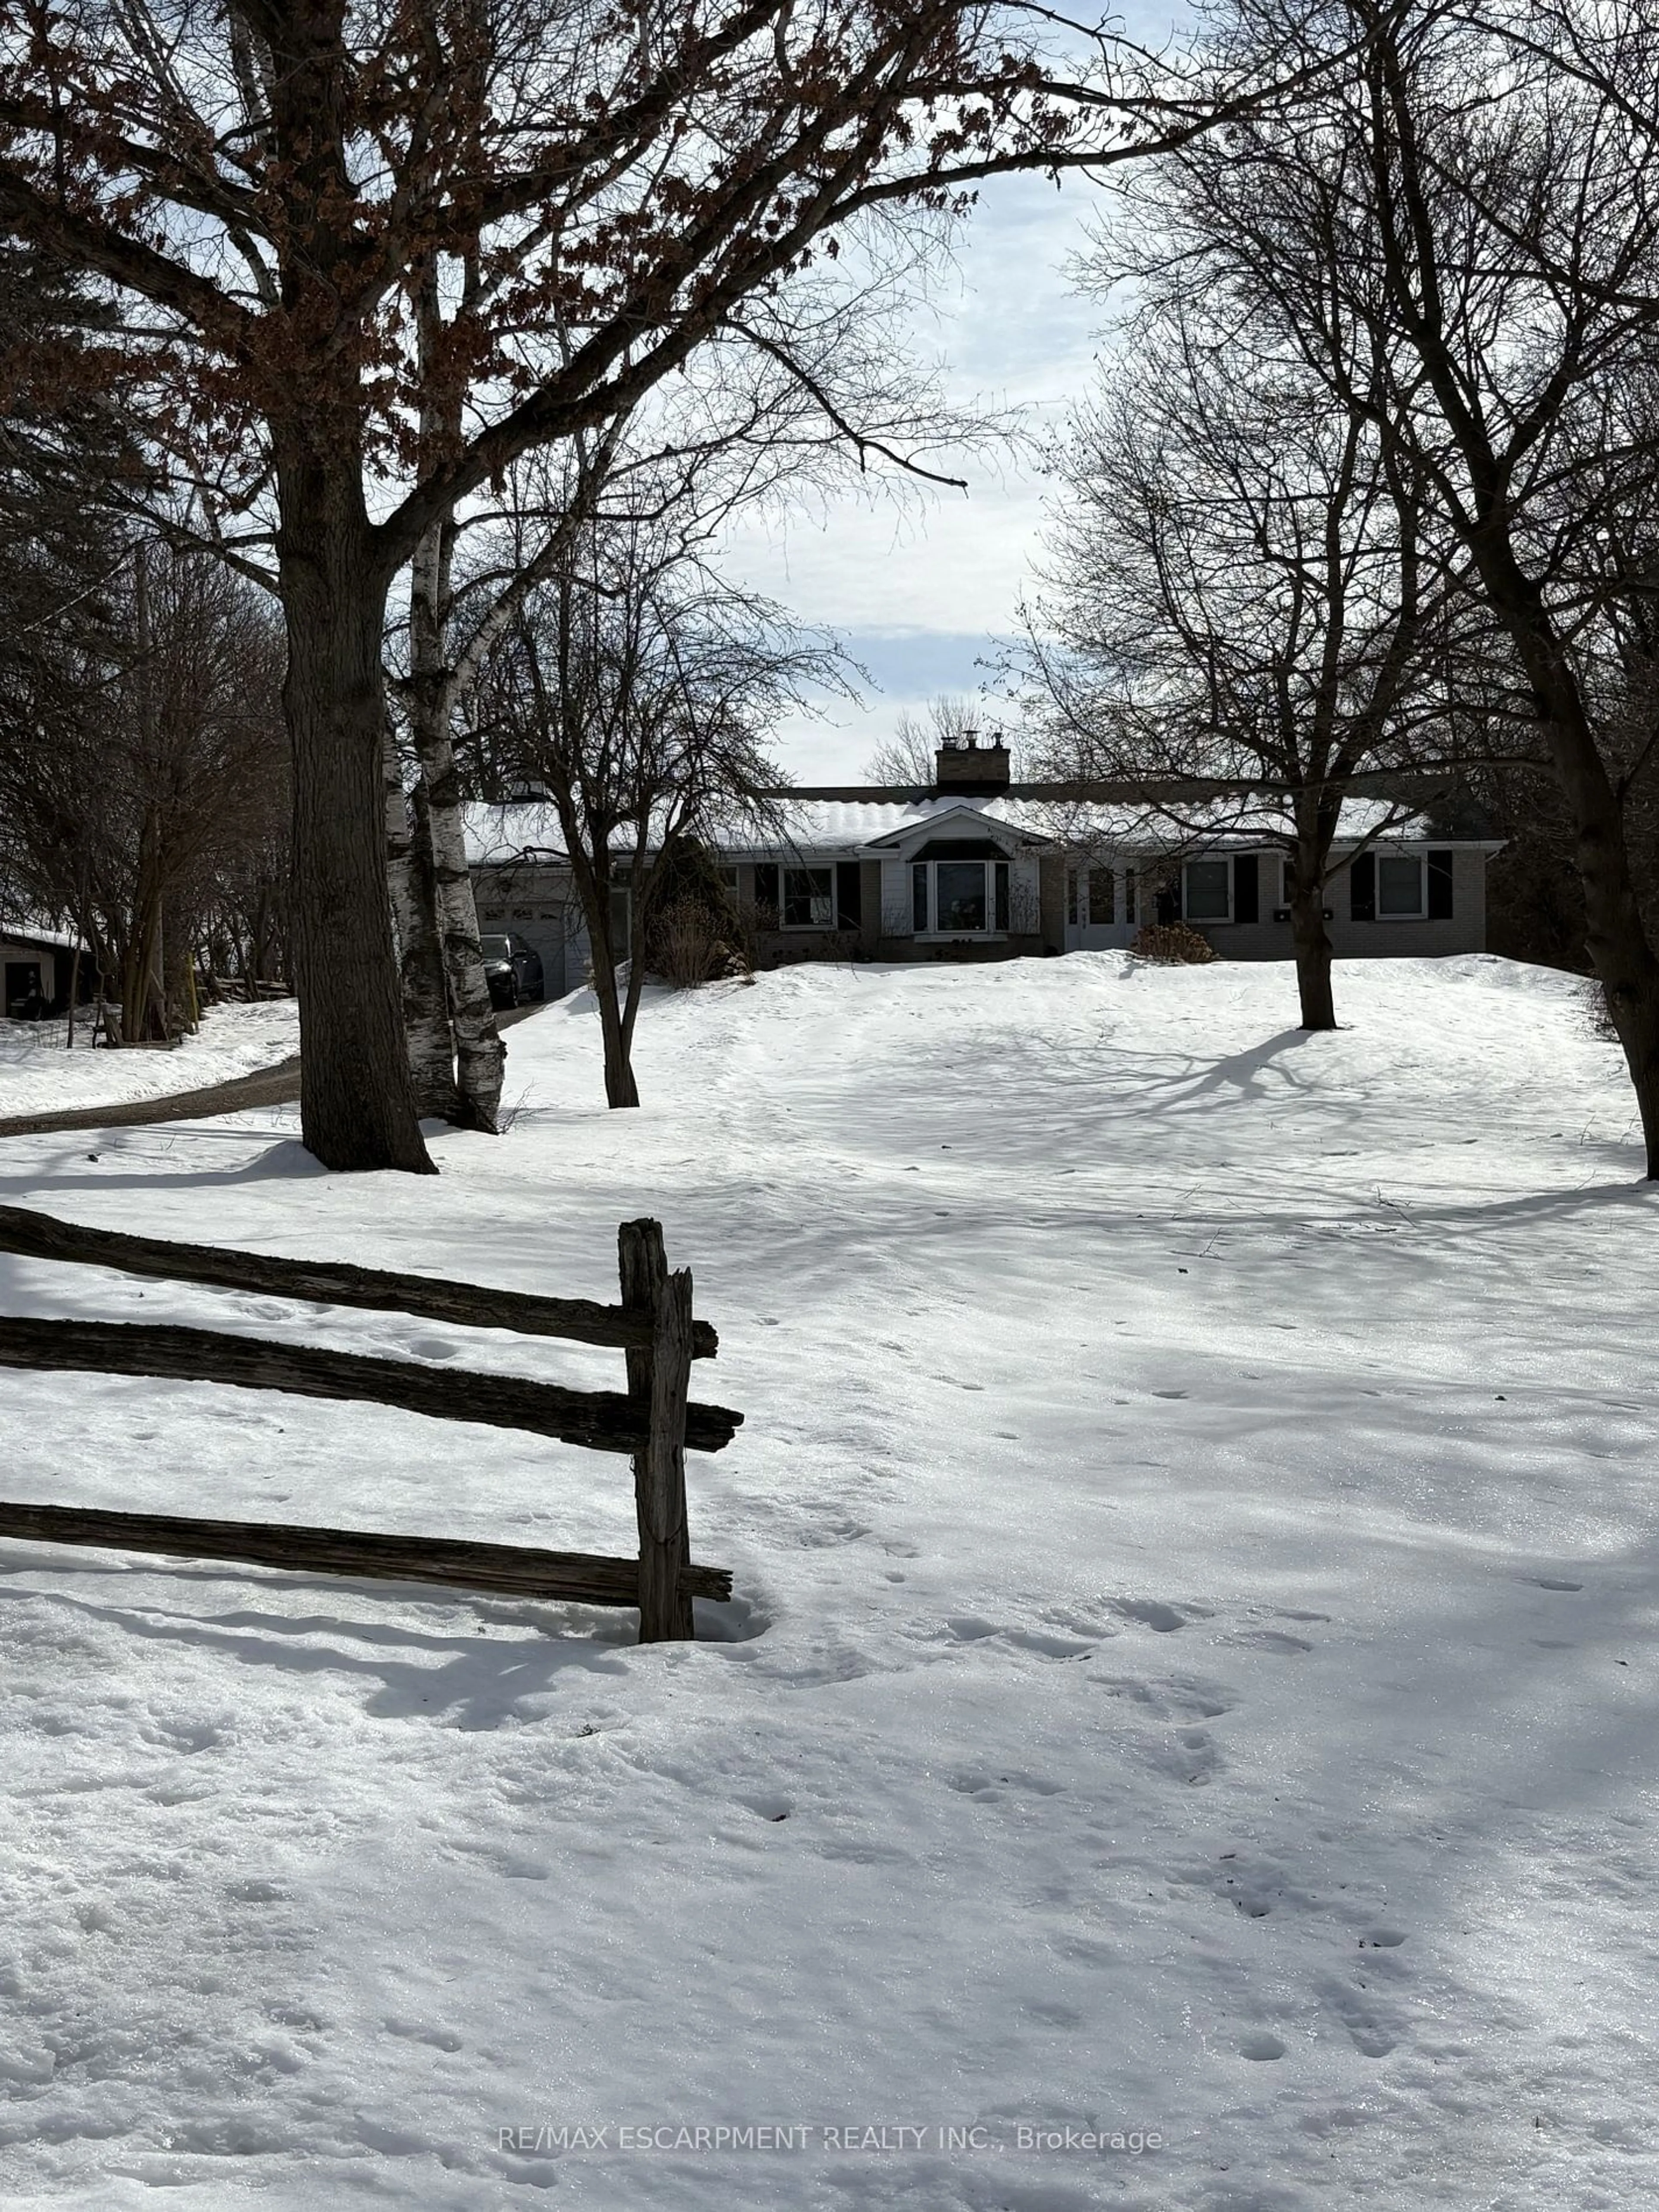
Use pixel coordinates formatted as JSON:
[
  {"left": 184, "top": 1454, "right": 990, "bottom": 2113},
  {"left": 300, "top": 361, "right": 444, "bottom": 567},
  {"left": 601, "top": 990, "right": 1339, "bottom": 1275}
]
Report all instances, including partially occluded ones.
[
  {"left": 409, "top": 517, "right": 507, "bottom": 1134},
  {"left": 617, "top": 886, "right": 648, "bottom": 1096},
  {"left": 121, "top": 846, "right": 165, "bottom": 1044},
  {"left": 1289, "top": 840, "right": 1337, "bottom": 1031},
  {"left": 383, "top": 730, "right": 459, "bottom": 1121},
  {"left": 64, "top": 933, "right": 80, "bottom": 1050},
  {"left": 596, "top": 964, "right": 642, "bottom": 1109},
  {"left": 1504, "top": 604, "right": 1659, "bottom": 1175},
  {"left": 165, "top": 912, "right": 196, "bottom": 1037},
  {"left": 579, "top": 885, "right": 640, "bottom": 1109},
  {"left": 275, "top": 444, "right": 435, "bottom": 1173},
  {"left": 1368, "top": 27, "right": 1659, "bottom": 1175}
]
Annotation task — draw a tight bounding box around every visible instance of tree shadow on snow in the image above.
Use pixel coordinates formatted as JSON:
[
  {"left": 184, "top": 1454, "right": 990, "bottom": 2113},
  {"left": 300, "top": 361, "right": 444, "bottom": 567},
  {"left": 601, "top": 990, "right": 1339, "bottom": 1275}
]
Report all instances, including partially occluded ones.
[{"left": 0, "top": 1132, "right": 326, "bottom": 1198}]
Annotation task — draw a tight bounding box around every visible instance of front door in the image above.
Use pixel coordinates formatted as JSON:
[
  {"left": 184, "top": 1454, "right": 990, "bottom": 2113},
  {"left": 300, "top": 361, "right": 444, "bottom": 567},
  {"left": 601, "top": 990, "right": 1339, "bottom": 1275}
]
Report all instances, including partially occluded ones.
[
  {"left": 5, "top": 961, "right": 43, "bottom": 1017},
  {"left": 1065, "top": 864, "right": 1134, "bottom": 950}
]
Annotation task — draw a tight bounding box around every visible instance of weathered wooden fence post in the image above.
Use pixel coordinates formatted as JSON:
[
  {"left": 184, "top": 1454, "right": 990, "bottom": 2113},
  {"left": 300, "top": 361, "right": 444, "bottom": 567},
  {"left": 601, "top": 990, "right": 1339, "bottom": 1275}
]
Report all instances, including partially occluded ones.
[{"left": 620, "top": 1219, "right": 695, "bottom": 1642}]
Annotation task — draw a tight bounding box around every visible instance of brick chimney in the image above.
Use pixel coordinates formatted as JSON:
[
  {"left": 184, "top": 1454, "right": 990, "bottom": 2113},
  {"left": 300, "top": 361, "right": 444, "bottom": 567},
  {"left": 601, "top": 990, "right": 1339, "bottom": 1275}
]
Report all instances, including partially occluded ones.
[{"left": 933, "top": 733, "right": 1011, "bottom": 793}]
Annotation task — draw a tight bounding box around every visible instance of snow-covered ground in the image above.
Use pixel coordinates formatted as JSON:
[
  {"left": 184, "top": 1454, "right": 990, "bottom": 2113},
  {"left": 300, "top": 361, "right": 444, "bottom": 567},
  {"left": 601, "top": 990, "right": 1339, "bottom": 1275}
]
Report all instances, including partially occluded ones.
[
  {"left": 0, "top": 1001, "right": 298, "bottom": 1119},
  {"left": 0, "top": 953, "right": 1652, "bottom": 2211}
]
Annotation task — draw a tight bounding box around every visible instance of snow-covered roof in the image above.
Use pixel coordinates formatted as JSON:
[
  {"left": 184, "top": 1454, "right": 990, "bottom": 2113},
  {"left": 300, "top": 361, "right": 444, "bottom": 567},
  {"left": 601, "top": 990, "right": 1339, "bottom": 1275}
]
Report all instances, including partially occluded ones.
[
  {"left": 463, "top": 790, "right": 1488, "bottom": 867},
  {"left": 982, "top": 795, "right": 1443, "bottom": 850},
  {"left": 0, "top": 918, "right": 88, "bottom": 953}
]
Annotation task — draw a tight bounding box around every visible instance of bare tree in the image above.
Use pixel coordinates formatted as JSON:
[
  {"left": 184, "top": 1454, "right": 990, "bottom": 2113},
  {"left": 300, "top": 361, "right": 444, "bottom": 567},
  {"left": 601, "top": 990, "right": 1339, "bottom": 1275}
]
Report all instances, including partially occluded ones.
[
  {"left": 470, "top": 485, "right": 847, "bottom": 1106},
  {"left": 1168, "top": 0, "right": 1659, "bottom": 1165},
  {"left": 0, "top": 241, "right": 139, "bottom": 971},
  {"left": 1, "top": 544, "right": 288, "bottom": 1041},
  {"left": 864, "top": 694, "right": 1004, "bottom": 785},
  {"left": 1021, "top": 286, "right": 1473, "bottom": 1029}
]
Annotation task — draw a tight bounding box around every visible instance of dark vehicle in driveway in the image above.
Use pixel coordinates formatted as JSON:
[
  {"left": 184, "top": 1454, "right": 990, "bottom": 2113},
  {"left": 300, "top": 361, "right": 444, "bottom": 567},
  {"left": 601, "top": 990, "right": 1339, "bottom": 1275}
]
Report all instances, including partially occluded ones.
[{"left": 480, "top": 933, "right": 545, "bottom": 1008}]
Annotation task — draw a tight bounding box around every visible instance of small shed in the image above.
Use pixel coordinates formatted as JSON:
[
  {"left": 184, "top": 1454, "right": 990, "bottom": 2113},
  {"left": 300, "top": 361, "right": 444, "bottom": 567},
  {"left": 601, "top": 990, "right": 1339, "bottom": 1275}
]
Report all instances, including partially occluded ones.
[{"left": 0, "top": 928, "right": 89, "bottom": 1018}]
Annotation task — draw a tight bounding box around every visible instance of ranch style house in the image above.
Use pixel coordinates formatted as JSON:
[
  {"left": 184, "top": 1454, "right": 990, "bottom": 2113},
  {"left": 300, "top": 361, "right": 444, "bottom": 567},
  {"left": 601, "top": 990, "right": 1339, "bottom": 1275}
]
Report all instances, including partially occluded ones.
[{"left": 466, "top": 737, "right": 1503, "bottom": 1000}]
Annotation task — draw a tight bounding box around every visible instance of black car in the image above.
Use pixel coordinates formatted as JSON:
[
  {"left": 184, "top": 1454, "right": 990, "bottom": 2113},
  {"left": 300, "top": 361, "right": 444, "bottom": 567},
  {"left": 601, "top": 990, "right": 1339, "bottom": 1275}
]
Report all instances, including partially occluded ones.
[{"left": 480, "top": 933, "right": 545, "bottom": 1008}]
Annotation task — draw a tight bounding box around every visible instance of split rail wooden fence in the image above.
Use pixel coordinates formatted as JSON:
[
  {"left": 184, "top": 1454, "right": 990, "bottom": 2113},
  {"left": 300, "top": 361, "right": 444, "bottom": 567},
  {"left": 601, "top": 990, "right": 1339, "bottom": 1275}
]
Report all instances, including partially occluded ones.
[{"left": 0, "top": 1206, "right": 740, "bottom": 1641}]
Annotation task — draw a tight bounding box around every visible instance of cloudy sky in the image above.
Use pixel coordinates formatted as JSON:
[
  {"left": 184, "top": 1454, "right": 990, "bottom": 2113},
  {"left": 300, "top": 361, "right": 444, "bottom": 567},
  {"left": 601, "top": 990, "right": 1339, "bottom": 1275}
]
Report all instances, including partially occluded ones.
[{"left": 719, "top": 166, "right": 1116, "bottom": 785}]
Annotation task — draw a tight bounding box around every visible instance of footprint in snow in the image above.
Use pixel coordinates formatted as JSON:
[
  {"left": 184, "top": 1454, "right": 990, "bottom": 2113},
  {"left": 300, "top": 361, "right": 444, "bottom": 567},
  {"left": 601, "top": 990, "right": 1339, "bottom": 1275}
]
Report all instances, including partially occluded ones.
[
  {"left": 1318, "top": 1974, "right": 1403, "bottom": 2057},
  {"left": 1109, "top": 1598, "right": 1210, "bottom": 1635},
  {"left": 1096, "top": 1674, "right": 1233, "bottom": 1721},
  {"left": 739, "top": 1793, "right": 792, "bottom": 1823},
  {"left": 1238, "top": 2033, "right": 1286, "bottom": 2062},
  {"left": 946, "top": 1768, "right": 1064, "bottom": 1801},
  {"left": 938, "top": 1617, "right": 1096, "bottom": 1658},
  {"left": 1141, "top": 1730, "right": 1223, "bottom": 1787},
  {"left": 795, "top": 1517, "right": 870, "bottom": 1550},
  {"left": 385, "top": 2018, "right": 464, "bottom": 2053}
]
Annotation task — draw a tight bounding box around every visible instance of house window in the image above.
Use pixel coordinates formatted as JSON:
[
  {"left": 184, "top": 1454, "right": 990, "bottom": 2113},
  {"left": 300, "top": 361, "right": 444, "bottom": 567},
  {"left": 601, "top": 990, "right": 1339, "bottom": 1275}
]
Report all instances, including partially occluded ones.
[
  {"left": 910, "top": 858, "right": 1013, "bottom": 934},
  {"left": 936, "top": 860, "right": 986, "bottom": 931},
  {"left": 1183, "top": 859, "right": 1233, "bottom": 922},
  {"left": 782, "top": 866, "right": 834, "bottom": 928},
  {"left": 1377, "top": 854, "right": 1426, "bottom": 918},
  {"left": 1125, "top": 868, "right": 1137, "bottom": 924}
]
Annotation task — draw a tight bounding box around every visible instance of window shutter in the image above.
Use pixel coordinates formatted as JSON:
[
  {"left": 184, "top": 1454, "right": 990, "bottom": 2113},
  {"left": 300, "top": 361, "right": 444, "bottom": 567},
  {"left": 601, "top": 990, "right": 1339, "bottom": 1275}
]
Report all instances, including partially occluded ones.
[
  {"left": 912, "top": 863, "right": 928, "bottom": 933},
  {"left": 836, "top": 861, "right": 862, "bottom": 929},
  {"left": 1233, "top": 853, "right": 1259, "bottom": 924},
  {"left": 754, "top": 862, "right": 779, "bottom": 916},
  {"left": 1427, "top": 849, "right": 1454, "bottom": 919},
  {"left": 1066, "top": 869, "right": 1078, "bottom": 925},
  {"left": 1156, "top": 879, "right": 1181, "bottom": 924},
  {"left": 995, "top": 862, "right": 1010, "bottom": 931},
  {"left": 1349, "top": 852, "right": 1375, "bottom": 921}
]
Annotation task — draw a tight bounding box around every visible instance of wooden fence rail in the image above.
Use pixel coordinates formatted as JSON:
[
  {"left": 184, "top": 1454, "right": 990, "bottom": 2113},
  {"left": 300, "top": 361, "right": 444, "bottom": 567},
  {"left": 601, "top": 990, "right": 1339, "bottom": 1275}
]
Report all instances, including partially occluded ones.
[
  {"left": 0, "top": 1203, "right": 719, "bottom": 1358},
  {"left": 0, "top": 1502, "right": 733, "bottom": 1607},
  {"left": 0, "top": 1211, "right": 737, "bottom": 1641}
]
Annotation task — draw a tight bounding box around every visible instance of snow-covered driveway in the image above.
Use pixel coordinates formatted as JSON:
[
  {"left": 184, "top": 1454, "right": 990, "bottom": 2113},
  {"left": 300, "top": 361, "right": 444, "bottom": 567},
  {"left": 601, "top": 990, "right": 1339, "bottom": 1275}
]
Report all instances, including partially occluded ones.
[
  {"left": 0, "top": 1000, "right": 299, "bottom": 1122},
  {"left": 0, "top": 953, "right": 1651, "bottom": 2209}
]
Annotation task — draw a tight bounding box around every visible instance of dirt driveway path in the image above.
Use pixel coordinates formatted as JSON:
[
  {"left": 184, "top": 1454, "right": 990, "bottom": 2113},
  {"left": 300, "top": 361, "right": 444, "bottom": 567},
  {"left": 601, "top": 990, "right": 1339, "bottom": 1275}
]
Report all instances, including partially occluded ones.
[{"left": 0, "top": 1003, "right": 546, "bottom": 1139}]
